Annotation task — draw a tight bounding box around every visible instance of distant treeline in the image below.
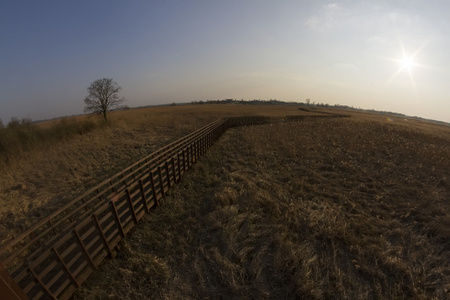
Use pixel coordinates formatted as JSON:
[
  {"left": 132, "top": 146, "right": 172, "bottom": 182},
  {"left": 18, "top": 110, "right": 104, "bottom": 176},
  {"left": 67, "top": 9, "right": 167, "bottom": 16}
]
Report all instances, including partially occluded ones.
[
  {"left": 190, "top": 98, "right": 356, "bottom": 108},
  {"left": 191, "top": 99, "right": 290, "bottom": 105},
  {"left": 188, "top": 99, "right": 450, "bottom": 124}
]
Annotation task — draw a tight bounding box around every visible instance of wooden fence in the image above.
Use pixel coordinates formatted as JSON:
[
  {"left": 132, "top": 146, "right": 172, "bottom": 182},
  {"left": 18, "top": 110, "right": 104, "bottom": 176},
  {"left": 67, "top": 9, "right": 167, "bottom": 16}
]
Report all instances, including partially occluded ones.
[
  {"left": 0, "top": 116, "right": 270, "bottom": 300},
  {"left": 0, "top": 113, "right": 349, "bottom": 299}
]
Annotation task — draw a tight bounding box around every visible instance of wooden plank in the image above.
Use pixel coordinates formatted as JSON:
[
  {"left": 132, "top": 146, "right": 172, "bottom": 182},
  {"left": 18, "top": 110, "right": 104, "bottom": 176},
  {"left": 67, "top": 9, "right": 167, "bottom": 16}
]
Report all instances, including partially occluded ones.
[
  {"left": 121, "top": 215, "right": 133, "bottom": 228},
  {"left": 115, "top": 196, "right": 127, "bottom": 211},
  {"left": 11, "top": 266, "right": 33, "bottom": 289},
  {"left": 53, "top": 278, "right": 72, "bottom": 299},
  {"left": 141, "top": 179, "right": 152, "bottom": 201},
  {"left": 194, "top": 141, "right": 198, "bottom": 161},
  {"left": 84, "top": 235, "right": 101, "bottom": 254},
  {"left": 191, "top": 143, "right": 195, "bottom": 164},
  {"left": 92, "top": 215, "right": 113, "bottom": 258},
  {"left": 73, "top": 264, "right": 93, "bottom": 287},
  {"left": 106, "top": 227, "right": 119, "bottom": 242},
  {"left": 45, "top": 269, "right": 64, "bottom": 292},
  {"left": 186, "top": 146, "right": 190, "bottom": 167},
  {"left": 58, "top": 242, "right": 78, "bottom": 263},
  {"left": 192, "top": 140, "right": 197, "bottom": 164},
  {"left": 91, "top": 244, "right": 107, "bottom": 261},
  {"left": 158, "top": 166, "right": 165, "bottom": 197},
  {"left": 182, "top": 149, "right": 187, "bottom": 171},
  {"left": 99, "top": 210, "right": 114, "bottom": 227},
  {"left": 33, "top": 260, "right": 57, "bottom": 282},
  {"left": 140, "top": 177, "right": 151, "bottom": 191},
  {"left": 21, "top": 275, "right": 35, "bottom": 294},
  {"left": 122, "top": 220, "right": 134, "bottom": 235},
  {"left": 134, "top": 202, "right": 144, "bottom": 216},
  {"left": 172, "top": 157, "right": 177, "bottom": 184},
  {"left": 102, "top": 218, "right": 116, "bottom": 234},
  {"left": 118, "top": 206, "right": 130, "bottom": 219},
  {"left": 139, "top": 180, "right": 150, "bottom": 212},
  {"left": 57, "top": 283, "right": 77, "bottom": 300},
  {"left": 139, "top": 172, "right": 150, "bottom": 183},
  {"left": 130, "top": 194, "right": 144, "bottom": 218},
  {"left": 28, "top": 266, "right": 56, "bottom": 299},
  {"left": 203, "top": 136, "right": 206, "bottom": 153},
  {"left": 30, "top": 290, "right": 44, "bottom": 300},
  {"left": 92, "top": 201, "right": 109, "bottom": 219},
  {"left": 136, "top": 209, "right": 145, "bottom": 221},
  {"left": 73, "top": 229, "right": 96, "bottom": 270},
  {"left": 110, "top": 201, "right": 125, "bottom": 237},
  {"left": 200, "top": 136, "right": 204, "bottom": 154},
  {"left": 79, "top": 225, "right": 96, "bottom": 242},
  {"left": 149, "top": 171, "right": 159, "bottom": 207},
  {"left": 165, "top": 161, "right": 171, "bottom": 188},
  {"left": 108, "top": 233, "right": 121, "bottom": 250},
  {"left": 177, "top": 153, "right": 182, "bottom": 182},
  {"left": 52, "top": 248, "right": 79, "bottom": 288},
  {"left": 0, "top": 263, "right": 29, "bottom": 300},
  {"left": 71, "top": 260, "right": 88, "bottom": 279},
  {"left": 65, "top": 252, "right": 83, "bottom": 274},
  {"left": 129, "top": 188, "right": 140, "bottom": 200},
  {"left": 26, "top": 248, "right": 53, "bottom": 271}
]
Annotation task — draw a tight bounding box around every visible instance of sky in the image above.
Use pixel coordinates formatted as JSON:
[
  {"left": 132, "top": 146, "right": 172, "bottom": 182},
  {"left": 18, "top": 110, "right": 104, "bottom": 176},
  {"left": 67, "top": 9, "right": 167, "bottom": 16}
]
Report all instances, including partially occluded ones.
[{"left": 1, "top": 0, "right": 450, "bottom": 123}]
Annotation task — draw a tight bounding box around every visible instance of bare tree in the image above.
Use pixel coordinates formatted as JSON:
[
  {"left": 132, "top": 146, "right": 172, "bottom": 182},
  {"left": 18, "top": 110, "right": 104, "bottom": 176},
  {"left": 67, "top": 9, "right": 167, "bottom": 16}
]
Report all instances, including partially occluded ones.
[{"left": 84, "top": 78, "right": 125, "bottom": 121}]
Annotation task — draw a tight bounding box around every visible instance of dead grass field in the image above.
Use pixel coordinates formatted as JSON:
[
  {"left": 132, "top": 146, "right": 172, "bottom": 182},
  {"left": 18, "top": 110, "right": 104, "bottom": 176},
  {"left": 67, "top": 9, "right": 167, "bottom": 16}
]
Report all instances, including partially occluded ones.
[
  {"left": 73, "top": 109, "right": 450, "bottom": 299},
  {"left": 0, "top": 104, "right": 312, "bottom": 246}
]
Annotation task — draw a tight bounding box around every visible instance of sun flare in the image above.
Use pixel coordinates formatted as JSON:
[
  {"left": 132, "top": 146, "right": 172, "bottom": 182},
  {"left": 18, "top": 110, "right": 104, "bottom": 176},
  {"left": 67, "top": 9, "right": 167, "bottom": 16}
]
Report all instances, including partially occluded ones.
[
  {"left": 384, "top": 41, "right": 428, "bottom": 86},
  {"left": 400, "top": 56, "right": 414, "bottom": 71}
]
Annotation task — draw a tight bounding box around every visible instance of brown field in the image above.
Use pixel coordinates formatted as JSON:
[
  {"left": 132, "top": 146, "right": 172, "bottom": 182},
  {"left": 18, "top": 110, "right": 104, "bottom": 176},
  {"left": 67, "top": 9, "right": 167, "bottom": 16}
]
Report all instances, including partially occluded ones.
[
  {"left": 70, "top": 106, "right": 449, "bottom": 299},
  {"left": 1, "top": 104, "right": 449, "bottom": 299},
  {"left": 0, "top": 104, "right": 314, "bottom": 245}
]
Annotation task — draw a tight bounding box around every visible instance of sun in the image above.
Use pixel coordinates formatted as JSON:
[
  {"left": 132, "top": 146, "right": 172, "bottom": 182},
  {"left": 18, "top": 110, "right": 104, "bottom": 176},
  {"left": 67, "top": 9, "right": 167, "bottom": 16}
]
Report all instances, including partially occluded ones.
[
  {"left": 400, "top": 56, "right": 414, "bottom": 71},
  {"left": 384, "top": 42, "right": 426, "bottom": 84}
]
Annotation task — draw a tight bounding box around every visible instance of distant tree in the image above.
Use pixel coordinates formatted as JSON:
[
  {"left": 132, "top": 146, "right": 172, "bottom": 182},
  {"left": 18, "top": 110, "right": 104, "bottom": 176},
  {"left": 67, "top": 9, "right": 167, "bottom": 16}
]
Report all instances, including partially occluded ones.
[
  {"left": 305, "top": 98, "right": 311, "bottom": 105},
  {"left": 83, "top": 78, "right": 125, "bottom": 122}
]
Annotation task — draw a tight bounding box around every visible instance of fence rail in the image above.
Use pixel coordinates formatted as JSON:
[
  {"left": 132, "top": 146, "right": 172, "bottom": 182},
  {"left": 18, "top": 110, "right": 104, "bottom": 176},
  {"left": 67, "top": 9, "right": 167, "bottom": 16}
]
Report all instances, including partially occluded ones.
[{"left": 0, "top": 114, "right": 347, "bottom": 299}]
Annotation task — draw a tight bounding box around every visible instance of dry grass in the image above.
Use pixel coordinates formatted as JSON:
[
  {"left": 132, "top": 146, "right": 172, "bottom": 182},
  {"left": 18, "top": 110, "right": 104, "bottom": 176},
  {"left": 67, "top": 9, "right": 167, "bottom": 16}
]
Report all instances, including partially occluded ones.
[
  {"left": 0, "top": 104, "right": 309, "bottom": 245},
  {"left": 76, "top": 112, "right": 450, "bottom": 299}
]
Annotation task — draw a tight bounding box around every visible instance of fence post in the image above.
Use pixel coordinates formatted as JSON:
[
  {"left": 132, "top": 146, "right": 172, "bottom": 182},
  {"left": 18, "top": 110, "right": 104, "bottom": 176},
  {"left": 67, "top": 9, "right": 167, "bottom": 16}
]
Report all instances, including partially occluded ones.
[
  {"left": 158, "top": 166, "right": 165, "bottom": 197},
  {"left": 139, "top": 179, "right": 150, "bottom": 212},
  {"left": 149, "top": 171, "right": 159, "bottom": 207},
  {"left": 171, "top": 157, "right": 177, "bottom": 184},
  {"left": 0, "top": 263, "right": 29, "bottom": 300},
  {"left": 177, "top": 153, "right": 182, "bottom": 182},
  {"left": 182, "top": 149, "right": 187, "bottom": 172},
  {"left": 165, "top": 162, "right": 171, "bottom": 188}
]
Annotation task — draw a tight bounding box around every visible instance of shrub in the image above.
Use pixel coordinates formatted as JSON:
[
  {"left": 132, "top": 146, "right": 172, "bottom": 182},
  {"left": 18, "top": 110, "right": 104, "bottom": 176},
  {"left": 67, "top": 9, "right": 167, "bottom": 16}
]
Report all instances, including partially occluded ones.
[{"left": 0, "top": 117, "right": 100, "bottom": 165}]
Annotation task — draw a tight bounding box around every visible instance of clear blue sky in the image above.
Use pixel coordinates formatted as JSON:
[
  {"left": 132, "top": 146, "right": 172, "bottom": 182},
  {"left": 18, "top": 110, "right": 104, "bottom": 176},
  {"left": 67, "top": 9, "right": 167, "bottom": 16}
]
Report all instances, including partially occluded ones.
[{"left": 1, "top": 0, "right": 450, "bottom": 123}]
